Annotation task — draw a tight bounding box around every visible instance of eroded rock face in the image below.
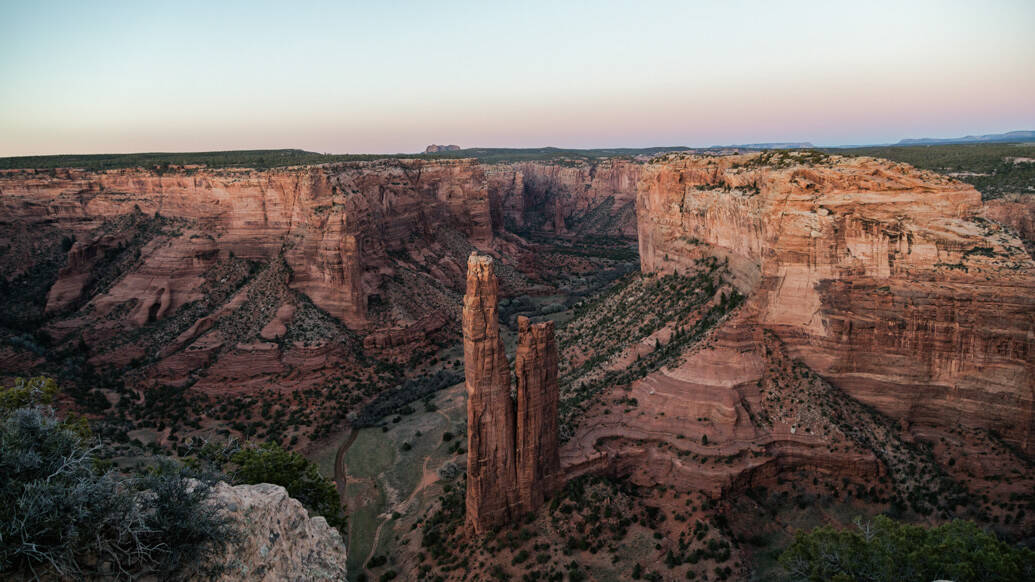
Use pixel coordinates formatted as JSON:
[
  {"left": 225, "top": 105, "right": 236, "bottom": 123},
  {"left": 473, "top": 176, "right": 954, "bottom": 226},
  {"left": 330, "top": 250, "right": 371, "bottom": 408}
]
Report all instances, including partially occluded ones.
[
  {"left": 635, "top": 153, "right": 1035, "bottom": 454},
  {"left": 515, "top": 316, "right": 561, "bottom": 511},
  {"left": 0, "top": 159, "right": 493, "bottom": 328},
  {"left": 463, "top": 253, "right": 519, "bottom": 533},
  {"left": 983, "top": 195, "right": 1035, "bottom": 256},
  {"left": 485, "top": 160, "right": 641, "bottom": 238},
  {"left": 206, "top": 481, "right": 347, "bottom": 582}
]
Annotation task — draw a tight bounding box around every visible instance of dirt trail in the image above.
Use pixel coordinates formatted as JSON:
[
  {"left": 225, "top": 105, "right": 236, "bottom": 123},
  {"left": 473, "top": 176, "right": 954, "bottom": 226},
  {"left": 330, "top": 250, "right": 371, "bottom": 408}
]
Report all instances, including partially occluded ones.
[
  {"left": 355, "top": 387, "right": 467, "bottom": 575},
  {"left": 362, "top": 444, "right": 446, "bottom": 572},
  {"left": 334, "top": 429, "right": 359, "bottom": 502}
]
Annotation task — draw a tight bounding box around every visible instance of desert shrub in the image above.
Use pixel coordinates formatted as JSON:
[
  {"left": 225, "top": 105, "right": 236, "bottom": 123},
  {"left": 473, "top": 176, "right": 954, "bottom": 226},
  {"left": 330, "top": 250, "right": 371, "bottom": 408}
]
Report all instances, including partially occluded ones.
[
  {"left": 780, "top": 515, "right": 1035, "bottom": 582},
  {"left": 0, "top": 375, "right": 58, "bottom": 414},
  {"left": 352, "top": 370, "right": 461, "bottom": 428},
  {"left": 0, "top": 405, "right": 234, "bottom": 580},
  {"left": 367, "top": 554, "right": 388, "bottom": 568}
]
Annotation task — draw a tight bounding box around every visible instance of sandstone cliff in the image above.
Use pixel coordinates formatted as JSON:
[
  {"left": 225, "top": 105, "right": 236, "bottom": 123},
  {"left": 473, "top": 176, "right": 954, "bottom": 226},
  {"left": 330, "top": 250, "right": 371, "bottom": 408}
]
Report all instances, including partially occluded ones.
[
  {"left": 0, "top": 159, "right": 493, "bottom": 328},
  {"left": 485, "top": 160, "right": 641, "bottom": 238},
  {"left": 983, "top": 194, "right": 1035, "bottom": 257},
  {"left": 635, "top": 151, "right": 1034, "bottom": 454},
  {"left": 206, "top": 481, "right": 347, "bottom": 581}
]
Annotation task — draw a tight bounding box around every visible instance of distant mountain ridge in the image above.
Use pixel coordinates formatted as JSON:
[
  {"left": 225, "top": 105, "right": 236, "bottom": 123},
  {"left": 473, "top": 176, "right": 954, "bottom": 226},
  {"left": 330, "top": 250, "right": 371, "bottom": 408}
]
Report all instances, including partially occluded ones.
[
  {"left": 4, "top": 131, "right": 1033, "bottom": 172},
  {"left": 711, "top": 142, "right": 814, "bottom": 149},
  {"left": 896, "top": 130, "right": 1035, "bottom": 146}
]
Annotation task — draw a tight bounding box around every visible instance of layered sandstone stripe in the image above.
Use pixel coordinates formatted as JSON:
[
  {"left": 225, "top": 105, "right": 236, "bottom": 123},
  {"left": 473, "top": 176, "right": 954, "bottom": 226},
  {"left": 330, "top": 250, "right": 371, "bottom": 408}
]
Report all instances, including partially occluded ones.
[
  {"left": 515, "top": 316, "right": 561, "bottom": 511},
  {"left": 463, "top": 253, "right": 519, "bottom": 533},
  {"left": 0, "top": 159, "right": 494, "bottom": 328},
  {"left": 635, "top": 153, "right": 1035, "bottom": 454}
]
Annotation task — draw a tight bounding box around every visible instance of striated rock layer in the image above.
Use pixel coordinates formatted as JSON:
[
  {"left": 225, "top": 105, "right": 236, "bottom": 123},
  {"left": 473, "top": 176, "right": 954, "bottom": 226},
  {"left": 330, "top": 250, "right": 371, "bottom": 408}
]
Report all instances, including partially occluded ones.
[
  {"left": 463, "top": 253, "right": 519, "bottom": 533},
  {"left": 0, "top": 159, "right": 493, "bottom": 328},
  {"left": 635, "top": 152, "right": 1035, "bottom": 454},
  {"left": 515, "top": 316, "right": 561, "bottom": 511},
  {"left": 464, "top": 256, "right": 563, "bottom": 534}
]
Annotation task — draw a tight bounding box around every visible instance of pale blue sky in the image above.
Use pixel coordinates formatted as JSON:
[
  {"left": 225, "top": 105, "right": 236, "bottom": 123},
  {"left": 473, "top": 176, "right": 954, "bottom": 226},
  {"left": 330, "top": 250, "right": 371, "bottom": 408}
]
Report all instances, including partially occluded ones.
[{"left": 1, "top": 0, "right": 1033, "bottom": 155}]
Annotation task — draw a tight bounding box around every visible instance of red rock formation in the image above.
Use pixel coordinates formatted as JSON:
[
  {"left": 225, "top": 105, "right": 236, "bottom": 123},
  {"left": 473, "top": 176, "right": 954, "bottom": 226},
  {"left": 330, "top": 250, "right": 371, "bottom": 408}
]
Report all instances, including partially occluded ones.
[
  {"left": 464, "top": 258, "right": 563, "bottom": 533},
  {"left": 983, "top": 195, "right": 1035, "bottom": 256},
  {"left": 0, "top": 159, "right": 494, "bottom": 328},
  {"left": 635, "top": 152, "right": 1035, "bottom": 454},
  {"left": 514, "top": 316, "right": 561, "bottom": 511},
  {"left": 46, "top": 236, "right": 129, "bottom": 314},
  {"left": 463, "top": 253, "right": 519, "bottom": 533}
]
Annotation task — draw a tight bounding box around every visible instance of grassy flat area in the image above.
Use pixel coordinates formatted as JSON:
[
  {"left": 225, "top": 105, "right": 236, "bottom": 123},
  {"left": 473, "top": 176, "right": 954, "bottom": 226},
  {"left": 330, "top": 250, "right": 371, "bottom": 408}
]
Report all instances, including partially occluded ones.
[
  {"left": 306, "top": 428, "right": 348, "bottom": 480},
  {"left": 341, "top": 382, "right": 467, "bottom": 580},
  {"left": 344, "top": 429, "right": 396, "bottom": 479},
  {"left": 344, "top": 479, "right": 384, "bottom": 575}
]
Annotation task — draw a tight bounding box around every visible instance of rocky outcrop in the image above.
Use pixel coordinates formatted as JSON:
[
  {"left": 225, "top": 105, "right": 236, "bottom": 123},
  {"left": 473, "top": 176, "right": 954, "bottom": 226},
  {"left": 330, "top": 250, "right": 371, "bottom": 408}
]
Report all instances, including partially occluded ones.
[
  {"left": 206, "top": 481, "right": 347, "bottom": 581},
  {"left": 984, "top": 194, "right": 1035, "bottom": 256},
  {"left": 515, "top": 316, "right": 561, "bottom": 511},
  {"left": 464, "top": 255, "right": 562, "bottom": 534},
  {"left": 463, "top": 253, "right": 519, "bottom": 533},
  {"left": 425, "top": 144, "right": 461, "bottom": 153},
  {"left": 635, "top": 152, "right": 1035, "bottom": 454}
]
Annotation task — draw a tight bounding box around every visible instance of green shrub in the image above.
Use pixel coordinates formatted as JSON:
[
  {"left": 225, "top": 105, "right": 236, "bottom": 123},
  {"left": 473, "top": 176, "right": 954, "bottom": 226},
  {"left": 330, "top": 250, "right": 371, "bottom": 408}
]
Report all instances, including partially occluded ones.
[
  {"left": 780, "top": 515, "right": 1035, "bottom": 582},
  {"left": 0, "top": 376, "right": 58, "bottom": 414},
  {"left": 231, "top": 441, "right": 346, "bottom": 530}
]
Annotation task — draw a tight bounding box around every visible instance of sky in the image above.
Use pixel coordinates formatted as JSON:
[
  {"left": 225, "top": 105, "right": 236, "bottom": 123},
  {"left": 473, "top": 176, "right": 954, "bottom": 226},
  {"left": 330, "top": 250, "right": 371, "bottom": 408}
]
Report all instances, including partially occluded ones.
[{"left": 1, "top": 0, "right": 1033, "bottom": 156}]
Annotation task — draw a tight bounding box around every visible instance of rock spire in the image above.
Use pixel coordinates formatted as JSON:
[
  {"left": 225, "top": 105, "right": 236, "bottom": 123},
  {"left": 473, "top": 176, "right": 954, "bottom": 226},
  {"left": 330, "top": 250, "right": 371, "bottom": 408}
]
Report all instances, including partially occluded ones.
[
  {"left": 463, "top": 253, "right": 561, "bottom": 534},
  {"left": 463, "top": 253, "right": 519, "bottom": 532},
  {"left": 515, "top": 315, "right": 561, "bottom": 511}
]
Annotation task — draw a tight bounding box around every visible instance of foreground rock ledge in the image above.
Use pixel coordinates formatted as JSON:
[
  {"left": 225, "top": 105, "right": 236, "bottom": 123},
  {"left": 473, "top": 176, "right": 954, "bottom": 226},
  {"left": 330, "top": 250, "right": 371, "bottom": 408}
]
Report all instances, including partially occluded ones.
[{"left": 207, "top": 481, "right": 347, "bottom": 581}]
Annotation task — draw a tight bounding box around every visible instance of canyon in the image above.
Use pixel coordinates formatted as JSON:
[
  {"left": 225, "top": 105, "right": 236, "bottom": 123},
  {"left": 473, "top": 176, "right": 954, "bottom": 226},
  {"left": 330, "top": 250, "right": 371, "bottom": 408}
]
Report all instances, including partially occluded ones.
[
  {"left": 0, "top": 157, "right": 638, "bottom": 448},
  {"left": 0, "top": 157, "right": 639, "bottom": 339},
  {"left": 413, "top": 150, "right": 1033, "bottom": 580},
  {"left": 1, "top": 148, "right": 1033, "bottom": 580}
]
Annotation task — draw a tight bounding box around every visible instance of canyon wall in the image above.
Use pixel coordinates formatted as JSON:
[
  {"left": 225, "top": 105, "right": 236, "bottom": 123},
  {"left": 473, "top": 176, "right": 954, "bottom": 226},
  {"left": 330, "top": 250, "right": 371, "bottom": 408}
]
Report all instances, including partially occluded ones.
[
  {"left": 464, "top": 255, "right": 561, "bottom": 534},
  {"left": 983, "top": 195, "right": 1035, "bottom": 256},
  {"left": 485, "top": 160, "right": 641, "bottom": 238},
  {"left": 0, "top": 156, "right": 643, "bottom": 422},
  {"left": 635, "top": 152, "right": 1035, "bottom": 454},
  {"left": 0, "top": 159, "right": 493, "bottom": 329}
]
